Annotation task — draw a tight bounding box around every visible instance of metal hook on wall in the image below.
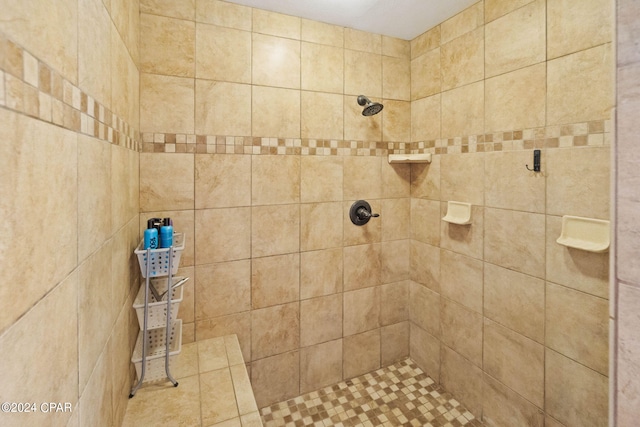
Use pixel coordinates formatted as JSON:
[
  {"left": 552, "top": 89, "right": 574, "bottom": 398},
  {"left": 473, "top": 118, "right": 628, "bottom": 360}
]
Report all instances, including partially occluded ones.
[{"left": 526, "top": 149, "right": 541, "bottom": 172}]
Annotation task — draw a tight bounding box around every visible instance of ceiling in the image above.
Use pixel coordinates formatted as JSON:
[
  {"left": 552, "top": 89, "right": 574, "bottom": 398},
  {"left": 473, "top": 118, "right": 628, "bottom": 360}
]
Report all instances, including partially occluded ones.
[{"left": 223, "top": 0, "right": 479, "bottom": 40}]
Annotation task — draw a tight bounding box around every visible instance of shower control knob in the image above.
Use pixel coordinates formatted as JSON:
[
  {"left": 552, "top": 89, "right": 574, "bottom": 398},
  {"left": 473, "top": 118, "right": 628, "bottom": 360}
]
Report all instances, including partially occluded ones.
[{"left": 349, "top": 200, "right": 379, "bottom": 226}]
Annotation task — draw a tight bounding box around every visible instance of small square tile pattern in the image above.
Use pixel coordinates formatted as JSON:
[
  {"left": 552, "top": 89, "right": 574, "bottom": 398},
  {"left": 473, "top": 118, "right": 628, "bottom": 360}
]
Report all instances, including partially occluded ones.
[{"left": 261, "top": 358, "right": 484, "bottom": 427}]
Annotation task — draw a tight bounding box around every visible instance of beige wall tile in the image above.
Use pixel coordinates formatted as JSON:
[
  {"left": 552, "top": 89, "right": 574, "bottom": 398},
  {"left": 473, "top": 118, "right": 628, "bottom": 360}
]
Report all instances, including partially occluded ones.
[
  {"left": 411, "top": 199, "right": 441, "bottom": 246},
  {"left": 546, "top": 282, "right": 608, "bottom": 375},
  {"left": 484, "top": 0, "right": 534, "bottom": 23},
  {"left": 380, "top": 281, "right": 409, "bottom": 325},
  {"left": 381, "top": 198, "right": 410, "bottom": 241},
  {"left": 546, "top": 146, "right": 610, "bottom": 219},
  {"left": 381, "top": 240, "right": 410, "bottom": 283},
  {"left": 111, "top": 0, "right": 140, "bottom": 63},
  {"left": 196, "top": 312, "right": 251, "bottom": 360},
  {"left": 344, "top": 287, "right": 380, "bottom": 336},
  {"left": 251, "top": 204, "right": 300, "bottom": 257},
  {"left": 411, "top": 26, "right": 440, "bottom": 59},
  {"left": 546, "top": 216, "right": 609, "bottom": 298},
  {"left": 440, "top": 250, "right": 483, "bottom": 313},
  {"left": 382, "top": 163, "right": 411, "bottom": 199},
  {"left": 410, "top": 240, "right": 440, "bottom": 292},
  {"left": 251, "top": 254, "right": 300, "bottom": 309},
  {"left": 617, "top": 283, "right": 640, "bottom": 426},
  {"left": 617, "top": 0, "right": 640, "bottom": 65},
  {"left": 484, "top": 208, "right": 545, "bottom": 278},
  {"left": 251, "top": 155, "right": 300, "bottom": 205},
  {"left": 345, "top": 28, "right": 381, "bottom": 54},
  {"left": 229, "top": 363, "right": 258, "bottom": 415},
  {"left": 344, "top": 94, "right": 383, "bottom": 141},
  {"left": 381, "top": 322, "right": 409, "bottom": 365},
  {"left": 485, "top": 63, "right": 546, "bottom": 132},
  {"left": 441, "top": 81, "right": 484, "bottom": 138},
  {"left": 441, "top": 298, "right": 483, "bottom": 366},
  {"left": 78, "top": 137, "right": 111, "bottom": 262},
  {"left": 301, "top": 202, "right": 343, "bottom": 251},
  {"left": 411, "top": 48, "right": 441, "bottom": 100},
  {"left": 195, "top": 154, "right": 251, "bottom": 209},
  {"left": 252, "top": 33, "right": 300, "bottom": 89},
  {"left": 300, "top": 295, "right": 342, "bottom": 347},
  {"left": 80, "top": 350, "right": 113, "bottom": 427},
  {"left": 411, "top": 94, "right": 441, "bottom": 141},
  {"left": 343, "top": 156, "right": 382, "bottom": 200},
  {"left": 484, "top": 319, "right": 544, "bottom": 408},
  {"left": 113, "top": 217, "right": 142, "bottom": 310},
  {"left": 195, "top": 207, "right": 251, "bottom": 264},
  {"left": 485, "top": 0, "right": 545, "bottom": 78},
  {"left": 343, "top": 243, "right": 381, "bottom": 291},
  {"left": 111, "top": 28, "right": 140, "bottom": 128},
  {"left": 301, "top": 42, "right": 343, "bottom": 93},
  {"left": 484, "top": 263, "right": 544, "bottom": 343},
  {"left": 482, "top": 373, "right": 545, "bottom": 427},
  {"left": 441, "top": 345, "right": 483, "bottom": 417},
  {"left": 196, "top": 80, "right": 252, "bottom": 136},
  {"left": 140, "top": 73, "right": 194, "bottom": 133},
  {"left": 300, "top": 248, "right": 343, "bottom": 299},
  {"left": 140, "top": 13, "right": 195, "bottom": 77},
  {"left": 251, "top": 351, "right": 299, "bottom": 408},
  {"left": 345, "top": 50, "right": 382, "bottom": 97},
  {"left": 409, "top": 281, "right": 440, "bottom": 338},
  {"left": 251, "top": 303, "right": 299, "bottom": 360},
  {"left": 0, "top": 273, "right": 78, "bottom": 427},
  {"left": 300, "top": 339, "right": 343, "bottom": 394},
  {"left": 441, "top": 27, "right": 484, "bottom": 91},
  {"left": 383, "top": 56, "right": 410, "bottom": 101},
  {"left": 252, "top": 9, "right": 300, "bottom": 39},
  {"left": 252, "top": 86, "right": 300, "bottom": 137},
  {"left": 301, "top": 91, "right": 344, "bottom": 140},
  {"left": 300, "top": 156, "right": 343, "bottom": 203},
  {"left": 440, "top": 204, "right": 484, "bottom": 260},
  {"left": 382, "top": 36, "right": 409, "bottom": 57},
  {"left": 440, "top": 1, "right": 483, "bottom": 45},
  {"left": 196, "top": 0, "right": 251, "bottom": 30},
  {"left": 440, "top": 152, "right": 484, "bottom": 206},
  {"left": 196, "top": 24, "right": 251, "bottom": 83},
  {"left": 140, "top": 153, "right": 194, "bottom": 211},
  {"left": 547, "top": 44, "right": 613, "bottom": 125},
  {"left": 411, "top": 156, "right": 441, "bottom": 200},
  {"left": 382, "top": 100, "right": 411, "bottom": 142},
  {"left": 79, "top": 0, "right": 111, "bottom": 106},
  {"left": 485, "top": 149, "right": 546, "bottom": 213},
  {"left": 547, "top": 0, "right": 612, "bottom": 60},
  {"left": 409, "top": 323, "right": 441, "bottom": 381},
  {"left": 111, "top": 145, "right": 139, "bottom": 234},
  {"left": 141, "top": 0, "right": 195, "bottom": 19},
  {"left": 301, "top": 19, "right": 344, "bottom": 47},
  {"left": 343, "top": 329, "right": 380, "bottom": 379},
  {"left": 545, "top": 349, "right": 608, "bottom": 427}
]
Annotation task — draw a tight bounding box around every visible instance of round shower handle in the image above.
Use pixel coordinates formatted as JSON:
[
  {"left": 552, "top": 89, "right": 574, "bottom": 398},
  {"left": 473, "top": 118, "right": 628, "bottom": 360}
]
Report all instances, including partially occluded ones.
[{"left": 349, "top": 200, "right": 380, "bottom": 226}]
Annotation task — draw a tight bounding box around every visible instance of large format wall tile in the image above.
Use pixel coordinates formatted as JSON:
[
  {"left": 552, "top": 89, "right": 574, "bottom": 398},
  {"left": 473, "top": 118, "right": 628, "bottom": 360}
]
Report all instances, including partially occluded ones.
[
  {"left": 300, "top": 339, "right": 343, "bottom": 394},
  {"left": 140, "top": 73, "right": 194, "bottom": 133},
  {"left": 301, "top": 91, "right": 344, "bottom": 140},
  {"left": 440, "top": 250, "right": 483, "bottom": 313},
  {"left": 441, "top": 298, "right": 483, "bottom": 367},
  {"left": 411, "top": 48, "right": 441, "bottom": 100},
  {"left": 301, "top": 42, "right": 343, "bottom": 93},
  {"left": 300, "top": 156, "right": 343, "bottom": 203},
  {"left": 195, "top": 80, "right": 252, "bottom": 136},
  {"left": 196, "top": 24, "right": 251, "bottom": 83},
  {"left": 252, "top": 33, "right": 300, "bottom": 89},
  {"left": 440, "top": 1, "right": 483, "bottom": 45},
  {"left": 79, "top": 0, "right": 111, "bottom": 106},
  {"left": 140, "top": 13, "right": 195, "bottom": 77},
  {"left": 343, "top": 329, "right": 380, "bottom": 379},
  {"left": 484, "top": 0, "right": 535, "bottom": 23},
  {"left": 440, "top": 28, "right": 484, "bottom": 91},
  {"left": 251, "top": 254, "right": 300, "bottom": 309},
  {"left": 252, "top": 155, "right": 300, "bottom": 205},
  {"left": 383, "top": 56, "right": 411, "bottom": 101},
  {"left": 251, "top": 204, "right": 300, "bottom": 257},
  {"left": 195, "top": 154, "right": 251, "bottom": 208},
  {"left": 617, "top": 283, "right": 640, "bottom": 426},
  {"left": 195, "top": 207, "right": 251, "bottom": 263},
  {"left": 409, "top": 323, "right": 441, "bottom": 382},
  {"left": 140, "top": 153, "right": 194, "bottom": 211},
  {"left": 300, "top": 294, "right": 342, "bottom": 347},
  {"left": 252, "top": 86, "right": 300, "bottom": 138},
  {"left": 251, "top": 351, "right": 299, "bottom": 408},
  {"left": 441, "top": 345, "right": 483, "bottom": 417},
  {"left": 441, "top": 81, "right": 484, "bottom": 138},
  {"left": 196, "top": 260, "right": 251, "bottom": 320},
  {"left": 482, "top": 373, "right": 544, "bottom": 427},
  {"left": 251, "top": 303, "right": 299, "bottom": 360},
  {"left": 411, "top": 94, "right": 441, "bottom": 142},
  {"left": 300, "top": 248, "right": 343, "bottom": 299}
]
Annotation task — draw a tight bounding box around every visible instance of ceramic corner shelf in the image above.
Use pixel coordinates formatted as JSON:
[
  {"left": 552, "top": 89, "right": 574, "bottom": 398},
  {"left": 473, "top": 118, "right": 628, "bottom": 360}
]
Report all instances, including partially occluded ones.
[
  {"left": 556, "top": 215, "right": 610, "bottom": 253},
  {"left": 388, "top": 153, "right": 432, "bottom": 164},
  {"left": 442, "top": 201, "right": 472, "bottom": 225}
]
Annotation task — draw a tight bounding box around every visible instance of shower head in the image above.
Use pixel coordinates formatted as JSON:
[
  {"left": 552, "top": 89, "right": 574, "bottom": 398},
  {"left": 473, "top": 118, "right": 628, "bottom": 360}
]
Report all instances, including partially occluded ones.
[{"left": 357, "top": 95, "right": 384, "bottom": 116}]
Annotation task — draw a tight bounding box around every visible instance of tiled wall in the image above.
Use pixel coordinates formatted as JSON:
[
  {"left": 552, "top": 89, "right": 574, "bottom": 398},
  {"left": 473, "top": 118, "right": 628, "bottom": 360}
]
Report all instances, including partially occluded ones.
[
  {"left": 137, "top": 0, "right": 413, "bottom": 409},
  {"left": 0, "top": 0, "right": 141, "bottom": 426},
  {"left": 613, "top": 0, "right": 640, "bottom": 425},
  {"left": 407, "top": 1, "right": 612, "bottom": 426}
]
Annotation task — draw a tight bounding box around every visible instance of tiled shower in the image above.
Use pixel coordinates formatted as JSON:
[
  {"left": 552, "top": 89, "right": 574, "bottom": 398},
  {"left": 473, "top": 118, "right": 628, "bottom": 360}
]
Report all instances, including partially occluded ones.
[{"left": 1, "top": 0, "right": 638, "bottom": 426}]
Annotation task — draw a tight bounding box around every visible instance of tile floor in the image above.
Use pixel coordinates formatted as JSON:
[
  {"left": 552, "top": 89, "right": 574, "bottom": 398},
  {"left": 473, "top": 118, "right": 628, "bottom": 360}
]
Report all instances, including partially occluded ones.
[{"left": 260, "top": 359, "right": 485, "bottom": 427}]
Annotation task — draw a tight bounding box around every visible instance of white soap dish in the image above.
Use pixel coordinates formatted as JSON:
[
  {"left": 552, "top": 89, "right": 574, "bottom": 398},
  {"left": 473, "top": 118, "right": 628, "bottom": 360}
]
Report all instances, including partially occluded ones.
[
  {"left": 556, "top": 215, "right": 610, "bottom": 253},
  {"left": 388, "top": 153, "right": 432, "bottom": 164},
  {"left": 442, "top": 201, "right": 472, "bottom": 225}
]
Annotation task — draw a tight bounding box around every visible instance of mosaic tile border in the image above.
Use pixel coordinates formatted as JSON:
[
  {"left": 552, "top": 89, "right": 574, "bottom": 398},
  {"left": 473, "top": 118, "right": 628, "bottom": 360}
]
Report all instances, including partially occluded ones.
[
  {"left": 143, "top": 118, "right": 610, "bottom": 156},
  {"left": 261, "top": 358, "right": 484, "bottom": 427},
  {"left": 0, "top": 32, "right": 140, "bottom": 151}
]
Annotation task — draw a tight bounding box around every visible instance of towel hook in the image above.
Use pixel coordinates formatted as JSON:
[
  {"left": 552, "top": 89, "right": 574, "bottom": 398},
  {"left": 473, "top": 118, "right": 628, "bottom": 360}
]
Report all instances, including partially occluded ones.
[{"left": 526, "top": 149, "right": 541, "bottom": 172}]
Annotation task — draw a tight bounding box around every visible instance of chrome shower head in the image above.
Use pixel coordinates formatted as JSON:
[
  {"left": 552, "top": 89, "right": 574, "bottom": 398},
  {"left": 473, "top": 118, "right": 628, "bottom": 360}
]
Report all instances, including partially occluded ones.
[{"left": 357, "top": 95, "right": 384, "bottom": 116}]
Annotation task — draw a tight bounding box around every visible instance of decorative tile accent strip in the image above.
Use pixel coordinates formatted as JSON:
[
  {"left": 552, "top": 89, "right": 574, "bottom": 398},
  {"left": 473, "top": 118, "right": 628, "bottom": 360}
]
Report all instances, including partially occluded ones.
[
  {"left": 261, "top": 358, "right": 485, "bottom": 427},
  {"left": 0, "top": 32, "right": 140, "bottom": 152}
]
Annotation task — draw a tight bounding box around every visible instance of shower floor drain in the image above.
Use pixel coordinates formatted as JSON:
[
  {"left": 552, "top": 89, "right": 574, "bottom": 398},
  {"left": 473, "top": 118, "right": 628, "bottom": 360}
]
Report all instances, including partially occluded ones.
[{"left": 260, "top": 358, "right": 484, "bottom": 427}]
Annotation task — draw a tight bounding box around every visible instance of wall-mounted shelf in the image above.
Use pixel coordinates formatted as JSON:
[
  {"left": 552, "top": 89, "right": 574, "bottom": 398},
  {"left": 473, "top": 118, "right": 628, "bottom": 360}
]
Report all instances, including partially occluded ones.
[
  {"left": 556, "top": 215, "right": 610, "bottom": 253},
  {"left": 442, "top": 201, "right": 472, "bottom": 225},
  {"left": 388, "top": 153, "right": 432, "bottom": 164}
]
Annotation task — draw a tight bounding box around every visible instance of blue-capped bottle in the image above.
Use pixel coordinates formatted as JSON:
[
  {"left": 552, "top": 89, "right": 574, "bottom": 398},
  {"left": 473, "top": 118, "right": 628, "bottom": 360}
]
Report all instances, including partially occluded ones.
[
  {"left": 160, "top": 225, "right": 173, "bottom": 248},
  {"left": 144, "top": 228, "right": 159, "bottom": 249}
]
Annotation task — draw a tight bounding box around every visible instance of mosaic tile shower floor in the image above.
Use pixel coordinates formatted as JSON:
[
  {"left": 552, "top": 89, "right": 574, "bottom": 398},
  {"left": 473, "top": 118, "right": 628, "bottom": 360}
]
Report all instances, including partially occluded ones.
[{"left": 260, "top": 359, "right": 485, "bottom": 427}]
